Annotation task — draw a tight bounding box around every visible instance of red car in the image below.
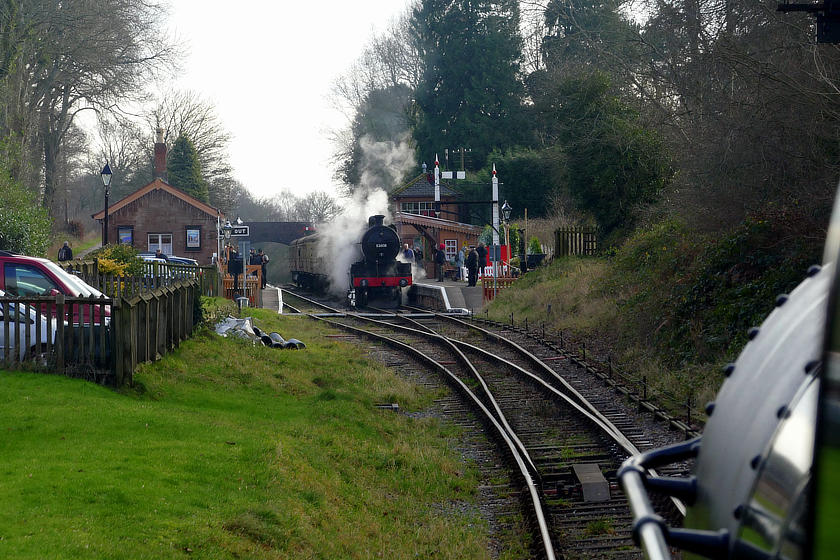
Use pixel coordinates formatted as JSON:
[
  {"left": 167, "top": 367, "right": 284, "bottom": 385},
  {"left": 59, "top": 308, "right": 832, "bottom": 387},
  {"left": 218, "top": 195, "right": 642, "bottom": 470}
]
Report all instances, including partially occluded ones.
[{"left": 0, "top": 251, "right": 110, "bottom": 324}]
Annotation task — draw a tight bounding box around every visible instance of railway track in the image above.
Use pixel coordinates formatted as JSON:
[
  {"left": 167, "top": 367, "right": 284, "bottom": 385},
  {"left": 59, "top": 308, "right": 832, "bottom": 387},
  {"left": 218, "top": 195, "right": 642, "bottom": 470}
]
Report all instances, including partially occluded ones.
[{"left": 278, "top": 287, "right": 687, "bottom": 559}]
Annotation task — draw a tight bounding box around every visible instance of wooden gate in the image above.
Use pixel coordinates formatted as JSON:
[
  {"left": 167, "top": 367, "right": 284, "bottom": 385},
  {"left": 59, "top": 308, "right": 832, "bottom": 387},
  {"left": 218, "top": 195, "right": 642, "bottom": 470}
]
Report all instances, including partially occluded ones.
[{"left": 554, "top": 226, "right": 597, "bottom": 257}]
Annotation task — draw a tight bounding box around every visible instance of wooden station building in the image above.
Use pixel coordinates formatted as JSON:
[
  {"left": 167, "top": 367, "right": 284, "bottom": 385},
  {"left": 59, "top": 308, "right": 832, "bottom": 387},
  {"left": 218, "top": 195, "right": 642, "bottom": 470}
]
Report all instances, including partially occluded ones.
[{"left": 390, "top": 172, "right": 482, "bottom": 278}]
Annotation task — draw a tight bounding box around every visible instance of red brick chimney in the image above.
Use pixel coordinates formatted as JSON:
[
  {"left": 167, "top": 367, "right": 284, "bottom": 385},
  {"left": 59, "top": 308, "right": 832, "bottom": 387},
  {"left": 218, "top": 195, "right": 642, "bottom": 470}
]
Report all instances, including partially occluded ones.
[{"left": 153, "top": 127, "right": 167, "bottom": 181}]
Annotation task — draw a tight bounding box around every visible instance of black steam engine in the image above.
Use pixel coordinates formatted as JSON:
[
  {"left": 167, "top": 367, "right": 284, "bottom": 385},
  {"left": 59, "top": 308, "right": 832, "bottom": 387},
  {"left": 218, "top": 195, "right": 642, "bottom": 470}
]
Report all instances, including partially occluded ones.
[{"left": 350, "top": 215, "right": 412, "bottom": 307}]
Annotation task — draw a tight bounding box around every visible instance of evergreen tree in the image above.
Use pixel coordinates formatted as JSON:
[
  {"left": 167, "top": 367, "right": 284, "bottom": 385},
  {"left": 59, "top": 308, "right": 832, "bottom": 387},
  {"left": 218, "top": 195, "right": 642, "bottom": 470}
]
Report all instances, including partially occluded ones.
[
  {"left": 166, "top": 135, "right": 208, "bottom": 203},
  {"left": 411, "top": 0, "right": 526, "bottom": 169}
]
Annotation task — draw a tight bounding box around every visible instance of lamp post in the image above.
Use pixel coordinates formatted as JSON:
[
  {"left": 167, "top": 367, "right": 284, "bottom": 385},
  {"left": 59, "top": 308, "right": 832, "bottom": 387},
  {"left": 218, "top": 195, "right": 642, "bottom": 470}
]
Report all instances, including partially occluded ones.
[
  {"left": 101, "top": 163, "right": 112, "bottom": 246},
  {"left": 222, "top": 220, "right": 233, "bottom": 256},
  {"left": 501, "top": 200, "right": 512, "bottom": 275}
]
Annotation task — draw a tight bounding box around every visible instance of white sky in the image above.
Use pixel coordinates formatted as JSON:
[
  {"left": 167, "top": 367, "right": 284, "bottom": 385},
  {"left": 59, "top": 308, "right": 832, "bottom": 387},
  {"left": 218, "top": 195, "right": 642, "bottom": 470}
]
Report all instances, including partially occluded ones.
[{"left": 163, "top": 0, "right": 414, "bottom": 200}]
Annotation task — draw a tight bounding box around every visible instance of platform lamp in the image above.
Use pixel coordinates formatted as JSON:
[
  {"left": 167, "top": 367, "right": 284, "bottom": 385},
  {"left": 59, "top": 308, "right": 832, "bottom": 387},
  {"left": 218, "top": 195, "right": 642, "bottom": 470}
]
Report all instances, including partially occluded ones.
[
  {"left": 501, "top": 200, "right": 512, "bottom": 270},
  {"left": 222, "top": 220, "right": 233, "bottom": 256},
  {"left": 101, "top": 163, "right": 112, "bottom": 246}
]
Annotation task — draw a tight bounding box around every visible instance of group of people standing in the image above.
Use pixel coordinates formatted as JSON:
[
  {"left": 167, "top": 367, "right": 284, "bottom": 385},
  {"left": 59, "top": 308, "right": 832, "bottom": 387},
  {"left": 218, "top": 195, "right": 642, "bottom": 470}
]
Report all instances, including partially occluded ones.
[
  {"left": 248, "top": 248, "right": 270, "bottom": 289},
  {"left": 403, "top": 241, "right": 487, "bottom": 286}
]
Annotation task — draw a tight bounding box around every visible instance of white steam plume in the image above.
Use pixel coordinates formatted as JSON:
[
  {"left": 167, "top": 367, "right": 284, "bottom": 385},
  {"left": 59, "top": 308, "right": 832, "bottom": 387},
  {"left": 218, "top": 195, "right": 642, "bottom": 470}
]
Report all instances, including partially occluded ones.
[{"left": 318, "top": 133, "right": 416, "bottom": 295}]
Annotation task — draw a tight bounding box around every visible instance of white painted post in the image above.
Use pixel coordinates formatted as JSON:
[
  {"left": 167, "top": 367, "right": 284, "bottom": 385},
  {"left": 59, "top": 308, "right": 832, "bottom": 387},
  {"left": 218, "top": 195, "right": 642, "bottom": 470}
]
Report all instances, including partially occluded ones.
[
  {"left": 434, "top": 154, "right": 441, "bottom": 210},
  {"left": 492, "top": 165, "right": 499, "bottom": 297}
]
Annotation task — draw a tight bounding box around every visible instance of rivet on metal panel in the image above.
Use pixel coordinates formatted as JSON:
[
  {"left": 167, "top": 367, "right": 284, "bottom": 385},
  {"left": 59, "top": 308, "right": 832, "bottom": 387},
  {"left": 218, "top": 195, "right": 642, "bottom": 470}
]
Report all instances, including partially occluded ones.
[
  {"left": 774, "top": 293, "right": 789, "bottom": 307},
  {"left": 747, "top": 327, "right": 760, "bottom": 340},
  {"left": 704, "top": 401, "right": 715, "bottom": 416}
]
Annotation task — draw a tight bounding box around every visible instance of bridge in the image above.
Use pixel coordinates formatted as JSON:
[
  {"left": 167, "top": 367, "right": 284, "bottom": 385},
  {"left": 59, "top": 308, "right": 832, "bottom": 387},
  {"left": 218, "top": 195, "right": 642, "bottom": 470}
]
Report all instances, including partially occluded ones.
[{"left": 244, "top": 222, "right": 315, "bottom": 245}]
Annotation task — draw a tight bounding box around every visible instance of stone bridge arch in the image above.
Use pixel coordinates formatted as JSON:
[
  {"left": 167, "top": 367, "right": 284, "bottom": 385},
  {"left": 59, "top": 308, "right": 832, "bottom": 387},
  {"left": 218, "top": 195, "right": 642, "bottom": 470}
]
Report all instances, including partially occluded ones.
[{"left": 246, "top": 222, "right": 315, "bottom": 245}]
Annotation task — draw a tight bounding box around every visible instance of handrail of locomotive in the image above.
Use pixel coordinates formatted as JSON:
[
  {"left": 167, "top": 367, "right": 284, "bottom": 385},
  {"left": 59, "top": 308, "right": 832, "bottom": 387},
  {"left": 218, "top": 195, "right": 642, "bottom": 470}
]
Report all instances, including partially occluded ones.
[
  {"left": 310, "top": 313, "right": 558, "bottom": 560},
  {"left": 618, "top": 437, "right": 729, "bottom": 560}
]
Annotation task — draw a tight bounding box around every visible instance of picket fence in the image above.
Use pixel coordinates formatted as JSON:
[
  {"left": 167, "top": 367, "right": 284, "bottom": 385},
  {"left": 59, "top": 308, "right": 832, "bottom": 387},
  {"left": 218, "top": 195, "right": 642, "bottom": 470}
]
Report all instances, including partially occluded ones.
[
  {"left": 554, "top": 226, "right": 598, "bottom": 257},
  {"left": 1, "top": 276, "right": 206, "bottom": 386}
]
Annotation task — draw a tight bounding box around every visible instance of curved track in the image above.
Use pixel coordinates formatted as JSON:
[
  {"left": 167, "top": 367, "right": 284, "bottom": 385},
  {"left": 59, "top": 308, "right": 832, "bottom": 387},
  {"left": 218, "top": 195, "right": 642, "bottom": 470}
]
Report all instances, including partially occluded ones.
[{"left": 279, "top": 288, "right": 686, "bottom": 558}]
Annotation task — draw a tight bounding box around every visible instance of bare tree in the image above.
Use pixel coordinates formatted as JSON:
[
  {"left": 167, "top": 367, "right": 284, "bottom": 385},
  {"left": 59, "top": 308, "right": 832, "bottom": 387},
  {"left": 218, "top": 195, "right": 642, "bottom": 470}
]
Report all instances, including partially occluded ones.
[
  {"left": 143, "top": 90, "right": 236, "bottom": 211},
  {"left": 295, "top": 191, "right": 342, "bottom": 223},
  {"left": 8, "top": 0, "right": 177, "bottom": 219}
]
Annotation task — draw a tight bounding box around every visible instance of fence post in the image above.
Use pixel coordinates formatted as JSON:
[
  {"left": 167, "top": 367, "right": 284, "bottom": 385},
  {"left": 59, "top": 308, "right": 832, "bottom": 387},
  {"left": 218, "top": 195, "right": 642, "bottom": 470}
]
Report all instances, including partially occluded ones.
[
  {"left": 55, "top": 295, "right": 65, "bottom": 374},
  {"left": 111, "top": 298, "right": 122, "bottom": 385},
  {"left": 2, "top": 300, "right": 9, "bottom": 364}
]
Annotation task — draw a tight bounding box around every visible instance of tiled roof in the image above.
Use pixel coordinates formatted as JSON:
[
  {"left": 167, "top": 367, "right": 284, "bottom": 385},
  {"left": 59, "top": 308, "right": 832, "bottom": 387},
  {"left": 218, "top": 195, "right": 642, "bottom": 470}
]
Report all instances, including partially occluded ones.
[
  {"left": 91, "top": 178, "right": 222, "bottom": 220},
  {"left": 394, "top": 212, "right": 481, "bottom": 234},
  {"left": 391, "top": 174, "right": 458, "bottom": 198}
]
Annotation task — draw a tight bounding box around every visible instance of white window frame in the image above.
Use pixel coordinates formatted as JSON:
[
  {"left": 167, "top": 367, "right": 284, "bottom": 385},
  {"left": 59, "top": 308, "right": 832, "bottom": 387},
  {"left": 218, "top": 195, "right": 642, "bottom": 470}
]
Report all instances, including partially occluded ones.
[
  {"left": 148, "top": 233, "right": 173, "bottom": 255},
  {"left": 445, "top": 239, "right": 457, "bottom": 261}
]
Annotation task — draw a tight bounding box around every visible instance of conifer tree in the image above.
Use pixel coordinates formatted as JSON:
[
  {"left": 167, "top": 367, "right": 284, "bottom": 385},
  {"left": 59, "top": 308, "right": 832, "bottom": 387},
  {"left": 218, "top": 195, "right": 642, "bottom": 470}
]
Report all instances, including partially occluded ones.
[
  {"left": 166, "top": 135, "right": 208, "bottom": 203},
  {"left": 411, "top": 0, "right": 525, "bottom": 169}
]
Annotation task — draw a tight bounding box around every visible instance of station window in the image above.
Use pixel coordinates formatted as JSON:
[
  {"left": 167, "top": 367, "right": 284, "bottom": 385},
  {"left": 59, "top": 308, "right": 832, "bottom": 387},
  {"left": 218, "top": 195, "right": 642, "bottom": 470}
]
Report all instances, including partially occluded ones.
[{"left": 445, "top": 239, "right": 457, "bottom": 261}]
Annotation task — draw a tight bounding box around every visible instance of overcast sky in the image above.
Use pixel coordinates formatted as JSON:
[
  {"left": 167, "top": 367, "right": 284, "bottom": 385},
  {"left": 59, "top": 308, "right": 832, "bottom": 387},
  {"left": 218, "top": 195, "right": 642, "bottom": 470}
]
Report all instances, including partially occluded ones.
[{"left": 164, "top": 0, "right": 414, "bottom": 200}]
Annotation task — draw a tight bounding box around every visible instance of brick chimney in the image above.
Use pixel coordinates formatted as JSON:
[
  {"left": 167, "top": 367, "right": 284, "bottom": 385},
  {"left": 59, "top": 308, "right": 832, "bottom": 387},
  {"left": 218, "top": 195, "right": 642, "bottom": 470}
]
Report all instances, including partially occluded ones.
[{"left": 153, "top": 127, "right": 167, "bottom": 181}]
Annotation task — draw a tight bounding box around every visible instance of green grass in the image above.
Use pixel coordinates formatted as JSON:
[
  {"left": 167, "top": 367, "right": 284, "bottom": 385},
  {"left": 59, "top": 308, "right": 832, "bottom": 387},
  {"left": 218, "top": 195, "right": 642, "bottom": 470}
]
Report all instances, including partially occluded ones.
[
  {"left": 0, "top": 308, "right": 497, "bottom": 559},
  {"left": 487, "top": 216, "right": 823, "bottom": 419}
]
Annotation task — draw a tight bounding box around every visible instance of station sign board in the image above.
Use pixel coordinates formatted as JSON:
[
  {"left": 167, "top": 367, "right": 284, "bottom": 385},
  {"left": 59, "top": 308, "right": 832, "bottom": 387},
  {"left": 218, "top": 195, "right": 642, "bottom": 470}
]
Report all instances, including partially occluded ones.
[{"left": 230, "top": 225, "right": 249, "bottom": 237}]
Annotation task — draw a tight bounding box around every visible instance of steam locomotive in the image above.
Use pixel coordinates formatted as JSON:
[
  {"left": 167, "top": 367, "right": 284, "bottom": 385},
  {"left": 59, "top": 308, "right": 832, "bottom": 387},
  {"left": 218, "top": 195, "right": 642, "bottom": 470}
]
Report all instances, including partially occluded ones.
[
  {"left": 618, "top": 211, "right": 840, "bottom": 559},
  {"left": 288, "top": 215, "right": 412, "bottom": 307}
]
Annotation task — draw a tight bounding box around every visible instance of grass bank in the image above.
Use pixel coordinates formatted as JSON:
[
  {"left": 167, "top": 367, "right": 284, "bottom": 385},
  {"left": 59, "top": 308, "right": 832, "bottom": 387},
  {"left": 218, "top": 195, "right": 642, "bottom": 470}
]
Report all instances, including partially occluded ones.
[
  {"left": 487, "top": 216, "right": 822, "bottom": 415},
  {"left": 0, "top": 307, "right": 500, "bottom": 559}
]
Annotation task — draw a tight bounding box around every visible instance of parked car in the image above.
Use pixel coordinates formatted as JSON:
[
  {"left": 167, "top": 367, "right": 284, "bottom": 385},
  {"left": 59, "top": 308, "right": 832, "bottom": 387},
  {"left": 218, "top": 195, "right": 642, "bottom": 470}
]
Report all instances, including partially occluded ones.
[
  {"left": 0, "top": 251, "right": 110, "bottom": 324},
  {"left": 0, "top": 289, "right": 57, "bottom": 361},
  {"left": 138, "top": 253, "right": 199, "bottom": 266}
]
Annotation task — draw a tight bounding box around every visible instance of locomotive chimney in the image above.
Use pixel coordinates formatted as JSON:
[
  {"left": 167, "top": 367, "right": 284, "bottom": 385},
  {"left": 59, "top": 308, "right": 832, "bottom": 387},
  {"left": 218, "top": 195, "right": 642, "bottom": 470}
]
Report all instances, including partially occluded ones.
[{"left": 369, "top": 215, "right": 385, "bottom": 227}]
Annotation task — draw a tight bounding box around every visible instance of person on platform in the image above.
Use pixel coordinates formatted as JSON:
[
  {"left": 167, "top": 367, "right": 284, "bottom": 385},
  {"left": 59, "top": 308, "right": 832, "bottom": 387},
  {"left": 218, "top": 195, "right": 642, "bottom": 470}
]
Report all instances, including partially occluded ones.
[
  {"left": 456, "top": 245, "right": 465, "bottom": 280},
  {"left": 476, "top": 242, "right": 487, "bottom": 272},
  {"left": 229, "top": 248, "right": 242, "bottom": 292},
  {"left": 403, "top": 243, "right": 414, "bottom": 263},
  {"left": 466, "top": 246, "right": 479, "bottom": 287},
  {"left": 258, "top": 249, "right": 269, "bottom": 288},
  {"left": 57, "top": 241, "right": 73, "bottom": 262},
  {"left": 154, "top": 248, "right": 168, "bottom": 261},
  {"left": 435, "top": 243, "right": 446, "bottom": 282}
]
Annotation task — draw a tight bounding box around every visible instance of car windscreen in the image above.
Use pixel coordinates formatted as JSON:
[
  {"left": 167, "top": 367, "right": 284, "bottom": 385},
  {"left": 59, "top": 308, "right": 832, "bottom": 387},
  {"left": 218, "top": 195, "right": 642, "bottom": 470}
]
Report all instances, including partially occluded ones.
[{"left": 41, "top": 260, "right": 104, "bottom": 297}]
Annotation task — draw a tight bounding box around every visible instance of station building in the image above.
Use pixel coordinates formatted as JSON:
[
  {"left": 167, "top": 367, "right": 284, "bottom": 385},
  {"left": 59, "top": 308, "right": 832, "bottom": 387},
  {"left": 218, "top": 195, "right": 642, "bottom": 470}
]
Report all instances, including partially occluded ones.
[
  {"left": 390, "top": 172, "right": 482, "bottom": 278},
  {"left": 91, "top": 130, "right": 224, "bottom": 266}
]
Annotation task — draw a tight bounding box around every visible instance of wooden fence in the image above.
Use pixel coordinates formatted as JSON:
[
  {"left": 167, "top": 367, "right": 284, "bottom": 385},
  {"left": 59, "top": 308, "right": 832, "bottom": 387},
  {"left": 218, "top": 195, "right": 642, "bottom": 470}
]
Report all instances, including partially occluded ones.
[
  {"left": 0, "top": 279, "right": 200, "bottom": 387},
  {"left": 59, "top": 260, "right": 221, "bottom": 299},
  {"left": 483, "top": 276, "right": 518, "bottom": 302},
  {"left": 554, "top": 226, "right": 598, "bottom": 257}
]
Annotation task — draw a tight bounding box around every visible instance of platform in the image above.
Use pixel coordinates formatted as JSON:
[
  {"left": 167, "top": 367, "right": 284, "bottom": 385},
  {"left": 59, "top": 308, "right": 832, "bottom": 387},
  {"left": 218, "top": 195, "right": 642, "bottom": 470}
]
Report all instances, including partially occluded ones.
[
  {"left": 260, "top": 285, "right": 284, "bottom": 312},
  {"left": 408, "top": 279, "right": 485, "bottom": 313}
]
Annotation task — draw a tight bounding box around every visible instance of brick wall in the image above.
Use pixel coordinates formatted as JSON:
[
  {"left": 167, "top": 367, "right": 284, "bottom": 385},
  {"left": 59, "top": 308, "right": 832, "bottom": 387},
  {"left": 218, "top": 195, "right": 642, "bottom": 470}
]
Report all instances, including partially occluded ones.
[{"left": 107, "top": 189, "right": 219, "bottom": 265}]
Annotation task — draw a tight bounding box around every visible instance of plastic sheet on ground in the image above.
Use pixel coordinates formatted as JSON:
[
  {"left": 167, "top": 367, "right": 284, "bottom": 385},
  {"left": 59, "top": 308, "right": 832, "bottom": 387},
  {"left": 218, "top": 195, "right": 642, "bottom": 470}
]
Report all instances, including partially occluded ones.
[{"left": 214, "top": 316, "right": 306, "bottom": 349}]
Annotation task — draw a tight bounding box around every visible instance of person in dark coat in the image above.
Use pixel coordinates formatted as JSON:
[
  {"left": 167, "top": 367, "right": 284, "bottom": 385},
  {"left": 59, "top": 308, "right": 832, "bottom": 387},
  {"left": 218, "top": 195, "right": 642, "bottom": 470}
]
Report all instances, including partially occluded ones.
[
  {"left": 476, "top": 243, "right": 487, "bottom": 271},
  {"left": 435, "top": 243, "right": 446, "bottom": 282},
  {"left": 154, "top": 248, "right": 169, "bottom": 261},
  {"left": 466, "top": 246, "right": 479, "bottom": 287},
  {"left": 57, "top": 241, "right": 73, "bottom": 261},
  {"left": 258, "top": 249, "right": 269, "bottom": 288}
]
